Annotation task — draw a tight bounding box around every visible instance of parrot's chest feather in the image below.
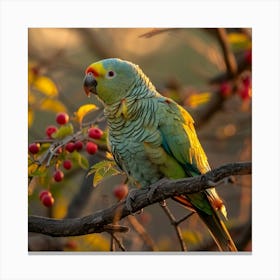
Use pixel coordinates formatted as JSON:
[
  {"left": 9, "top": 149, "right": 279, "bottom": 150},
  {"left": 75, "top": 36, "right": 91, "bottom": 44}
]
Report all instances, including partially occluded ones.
[{"left": 105, "top": 98, "right": 163, "bottom": 187}]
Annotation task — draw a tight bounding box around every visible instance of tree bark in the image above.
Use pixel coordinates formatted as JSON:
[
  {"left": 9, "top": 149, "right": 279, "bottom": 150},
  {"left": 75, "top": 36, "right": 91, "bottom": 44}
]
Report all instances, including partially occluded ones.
[{"left": 28, "top": 162, "right": 251, "bottom": 237}]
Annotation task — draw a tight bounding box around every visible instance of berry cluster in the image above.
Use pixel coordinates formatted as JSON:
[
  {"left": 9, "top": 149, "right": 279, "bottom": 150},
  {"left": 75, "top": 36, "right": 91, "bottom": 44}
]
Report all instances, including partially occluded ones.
[
  {"left": 219, "top": 47, "right": 251, "bottom": 102},
  {"left": 28, "top": 111, "right": 104, "bottom": 207},
  {"left": 219, "top": 73, "right": 251, "bottom": 102}
]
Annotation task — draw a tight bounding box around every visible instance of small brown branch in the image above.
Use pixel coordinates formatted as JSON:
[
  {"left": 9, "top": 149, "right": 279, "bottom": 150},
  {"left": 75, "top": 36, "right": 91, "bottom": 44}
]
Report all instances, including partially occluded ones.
[
  {"left": 216, "top": 28, "right": 238, "bottom": 77},
  {"left": 159, "top": 201, "right": 187, "bottom": 251},
  {"left": 110, "top": 233, "right": 126, "bottom": 251},
  {"left": 28, "top": 162, "right": 251, "bottom": 237},
  {"left": 110, "top": 234, "right": 116, "bottom": 251},
  {"left": 127, "top": 215, "right": 157, "bottom": 251},
  {"left": 139, "top": 28, "right": 182, "bottom": 38},
  {"left": 175, "top": 212, "right": 195, "bottom": 226}
]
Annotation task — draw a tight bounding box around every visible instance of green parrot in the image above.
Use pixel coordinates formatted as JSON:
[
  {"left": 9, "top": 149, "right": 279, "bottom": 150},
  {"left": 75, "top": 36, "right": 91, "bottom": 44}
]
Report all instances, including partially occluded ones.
[{"left": 83, "top": 58, "right": 237, "bottom": 251}]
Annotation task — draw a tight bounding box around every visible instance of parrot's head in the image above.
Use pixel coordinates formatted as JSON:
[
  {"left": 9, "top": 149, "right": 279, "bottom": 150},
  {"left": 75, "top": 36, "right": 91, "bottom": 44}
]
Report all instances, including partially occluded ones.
[{"left": 83, "top": 58, "right": 140, "bottom": 105}]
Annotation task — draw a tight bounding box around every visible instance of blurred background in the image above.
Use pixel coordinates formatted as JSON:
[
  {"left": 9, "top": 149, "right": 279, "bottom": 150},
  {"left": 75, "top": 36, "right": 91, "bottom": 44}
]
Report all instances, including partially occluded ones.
[{"left": 28, "top": 28, "right": 252, "bottom": 252}]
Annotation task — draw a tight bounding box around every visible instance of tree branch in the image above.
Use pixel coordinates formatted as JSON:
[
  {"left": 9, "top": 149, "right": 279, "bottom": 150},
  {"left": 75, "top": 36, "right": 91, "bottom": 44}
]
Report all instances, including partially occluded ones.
[
  {"left": 28, "top": 162, "right": 251, "bottom": 237},
  {"left": 159, "top": 201, "right": 187, "bottom": 251}
]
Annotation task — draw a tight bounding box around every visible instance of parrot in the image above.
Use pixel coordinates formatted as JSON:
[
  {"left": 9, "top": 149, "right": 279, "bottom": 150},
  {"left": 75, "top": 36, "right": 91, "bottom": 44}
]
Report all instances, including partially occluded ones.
[{"left": 83, "top": 58, "right": 237, "bottom": 251}]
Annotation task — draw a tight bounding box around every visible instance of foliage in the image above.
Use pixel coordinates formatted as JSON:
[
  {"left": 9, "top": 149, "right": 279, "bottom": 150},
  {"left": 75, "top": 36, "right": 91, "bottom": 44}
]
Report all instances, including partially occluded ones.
[
  {"left": 28, "top": 65, "right": 67, "bottom": 127},
  {"left": 88, "top": 160, "right": 122, "bottom": 187}
]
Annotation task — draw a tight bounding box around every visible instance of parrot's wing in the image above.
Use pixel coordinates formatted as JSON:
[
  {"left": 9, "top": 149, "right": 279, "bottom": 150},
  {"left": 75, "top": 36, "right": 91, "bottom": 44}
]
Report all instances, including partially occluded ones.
[
  {"left": 157, "top": 98, "right": 227, "bottom": 217},
  {"left": 158, "top": 98, "right": 210, "bottom": 175}
]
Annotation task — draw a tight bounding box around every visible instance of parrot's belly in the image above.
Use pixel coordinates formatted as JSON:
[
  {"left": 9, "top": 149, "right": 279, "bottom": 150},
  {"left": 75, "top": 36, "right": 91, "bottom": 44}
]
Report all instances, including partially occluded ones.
[
  {"left": 113, "top": 139, "right": 163, "bottom": 188},
  {"left": 109, "top": 121, "right": 166, "bottom": 188}
]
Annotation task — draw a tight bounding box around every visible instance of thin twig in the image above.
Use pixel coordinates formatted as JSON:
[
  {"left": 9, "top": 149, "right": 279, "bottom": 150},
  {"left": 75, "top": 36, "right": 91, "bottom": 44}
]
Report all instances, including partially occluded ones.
[
  {"left": 174, "top": 212, "right": 195, "bottom": 226},
  {"left": 111, "top": 233, "right": 126, "bottom": 251},
  {"left": 216, "top": 28, "right": 238, "bottom": 77},
  {"left": 127, "top": 215, "right": 157, "bottom": 251},
  {"left": 139, "top": 28, "right": 182, "bottom": 38},
  {"left": 159, "top": 201, "right": 187, "bottom": 251},
  {"left": 110, "top": 234, "right": 116, "bottom": 251}
]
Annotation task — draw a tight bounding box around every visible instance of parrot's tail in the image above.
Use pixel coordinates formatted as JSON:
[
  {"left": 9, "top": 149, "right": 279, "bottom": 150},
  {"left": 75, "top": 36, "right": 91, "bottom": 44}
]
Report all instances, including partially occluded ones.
[
  {"left": 173, "top": 196, "right": 237, "bottom": 252},
  {"left": 195, "top": 207, "right": 237, "bottom": 251}
]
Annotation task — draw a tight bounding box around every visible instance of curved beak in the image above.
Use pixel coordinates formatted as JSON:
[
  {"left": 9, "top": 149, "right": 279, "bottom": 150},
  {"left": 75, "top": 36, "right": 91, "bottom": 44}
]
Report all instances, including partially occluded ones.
[{"left": 83, "top": 73, "right": 98, "bottom": 97}]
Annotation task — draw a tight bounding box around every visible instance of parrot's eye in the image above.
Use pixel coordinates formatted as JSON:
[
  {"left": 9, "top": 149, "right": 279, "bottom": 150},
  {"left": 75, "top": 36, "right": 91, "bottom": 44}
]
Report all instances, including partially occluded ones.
[{"left": 106, "top": 70, "right": 116, "bottom": 79}]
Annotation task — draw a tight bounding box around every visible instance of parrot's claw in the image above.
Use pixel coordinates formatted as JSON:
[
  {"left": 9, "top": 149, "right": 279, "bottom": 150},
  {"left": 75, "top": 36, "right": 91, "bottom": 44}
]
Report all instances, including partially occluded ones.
[
  {"left": 206, "top": 180, "right": 216, "bottom": 187},
  {"left": 147, "top": 178, "right": 168, "bottom": 203},
  {"left": 147, "top": 184, "right": 160, "bottom": 203}
]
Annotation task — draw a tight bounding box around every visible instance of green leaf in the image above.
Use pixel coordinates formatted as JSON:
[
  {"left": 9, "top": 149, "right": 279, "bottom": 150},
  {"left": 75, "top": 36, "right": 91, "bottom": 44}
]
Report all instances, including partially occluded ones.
[
  {"left": 69, "top": 151, "right": 89, "bottom": 170},
  {"left": 52, "top": 123, "right": 74, "bottom": 139},
  {"left": 88, "top": 160, "right": 121, "bottom": 187}
]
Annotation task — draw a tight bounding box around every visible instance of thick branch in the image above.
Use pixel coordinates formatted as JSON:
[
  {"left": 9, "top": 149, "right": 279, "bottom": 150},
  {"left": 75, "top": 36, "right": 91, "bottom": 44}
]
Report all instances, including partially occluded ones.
[{"left": 28, "top": 162, "right": 251, "bottom": 237}]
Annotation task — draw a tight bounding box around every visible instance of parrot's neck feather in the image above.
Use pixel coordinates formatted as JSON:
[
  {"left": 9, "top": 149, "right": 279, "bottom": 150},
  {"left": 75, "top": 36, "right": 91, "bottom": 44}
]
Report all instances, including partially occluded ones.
[{"left": 104, "top": 70, "right": 159, "bottom": 121}]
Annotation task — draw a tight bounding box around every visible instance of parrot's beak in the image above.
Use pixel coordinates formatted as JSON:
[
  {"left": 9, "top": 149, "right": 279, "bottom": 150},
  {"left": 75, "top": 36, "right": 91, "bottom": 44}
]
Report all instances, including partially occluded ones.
[{"left": 83, "top": 73, "right": 98, "bottom": 97}]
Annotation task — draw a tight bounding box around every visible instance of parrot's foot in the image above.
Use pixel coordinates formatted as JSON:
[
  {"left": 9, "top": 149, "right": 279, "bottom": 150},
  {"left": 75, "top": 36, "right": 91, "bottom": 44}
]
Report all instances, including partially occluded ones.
[
  {"left": 125, "top": 189, "right": 143, "bottom": 214},
  {"left": 147, "top": 178, "right": 168, "bottom": 203},
  {"left": 147, "top": 184, "right": 159, "bottom": 203},
  {"left": 206, "top": 180, "right": 216, "bottom": 187},
  {"left": 207, "top": 176, "right": 235, "bottom": 187}
]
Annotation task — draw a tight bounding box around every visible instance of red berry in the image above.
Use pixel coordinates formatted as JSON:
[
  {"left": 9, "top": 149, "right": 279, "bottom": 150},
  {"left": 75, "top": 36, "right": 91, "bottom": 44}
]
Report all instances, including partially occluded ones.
[
  {"left": 29, "top": 143, "right": 40, "bottom": 154},
  {"left": 220, "top": 82, "right": 232, "bottom": 97},
  {"left": 53, "top": 170, "right": 64, "bottom": 182},
  {"left": 56, "top": 147, "right": 63, "bottom": 154},
  {"left": 56, "top": 112, "right": 69, "bottom": 125},
  {"left": 74, "top": 141, "right": 83, "bottom": 151},
  {"left": 88, "top": 127, "right": 103, "bottom": 139},
  {"left": 39, "top": 190, "right": 52, "bottom": 200},
  {"left": 31, "top": 66, "right": 40, "bottom": 76},
  {"left": 242, "top": 75, "right": 251, "bottom": 87},
  {"left": 86, "top": 142, "right": 98, "bottom": 154},
  {"left": 65, "top": 142, "right": 75, "bottom": 153},
  {"left": 41, "top": 194, "right": 54, "bottom": 207},
  {"left": 239, "top": 86, "right": 251, "bottom": 100},
  {"left": 65, "top": 240, "right": 78, "bottom": 250},
  {"left": 113, "top": 184, "right": 128, "bottom": 200},
  {"left": 244, "top": 49, "right": 252, "bottom": 64},
  {"left": 63, "top": 160, "right": 72, "bottom": 170},
  {"left": 46, "top": 125, "right": 58, "bottom": 139}
]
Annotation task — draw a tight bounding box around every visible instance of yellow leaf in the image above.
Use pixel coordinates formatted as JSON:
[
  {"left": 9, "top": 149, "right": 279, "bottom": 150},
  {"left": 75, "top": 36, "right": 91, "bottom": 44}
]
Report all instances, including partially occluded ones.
[
  {"left": 228, "top": 32, "right": 251, "bottom": 51},
  {"left": 28, "top": 68, "right": 35, "bottom": 84},
  {"left": 28, "top": 108, "right": 34, "bottom": 127},
  {"left": 53, "top": 197, "right": 68, "bottom": 219},
  {"left": 73, "top": 104, "right": 99, "bottom": 124},
  {"left": 187, "top": 92, "right": 211, "bottom": 108},
  {"left": 28, "top": 90, "right": 36, "bottom": 105},
  {"left": 87, "top": 160, "right": 121, "bottom": 187},
  {"left": 228, "top": 33, "right": 247, "bottom": 44},
  {"left": 40, "top": 98, "right": 67, "bottom": 113},
  {"left": 182, "top": 230, "right": 203, "bottom": 245},
  {"left": 28, "top": 163, "right": 38, "bottom": 175},
  {"left": 32, "top": 76, "right": 58, "bottom": 97},
  {"left": 105, "top": 152, "right": 114, "bottom": 160}
]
